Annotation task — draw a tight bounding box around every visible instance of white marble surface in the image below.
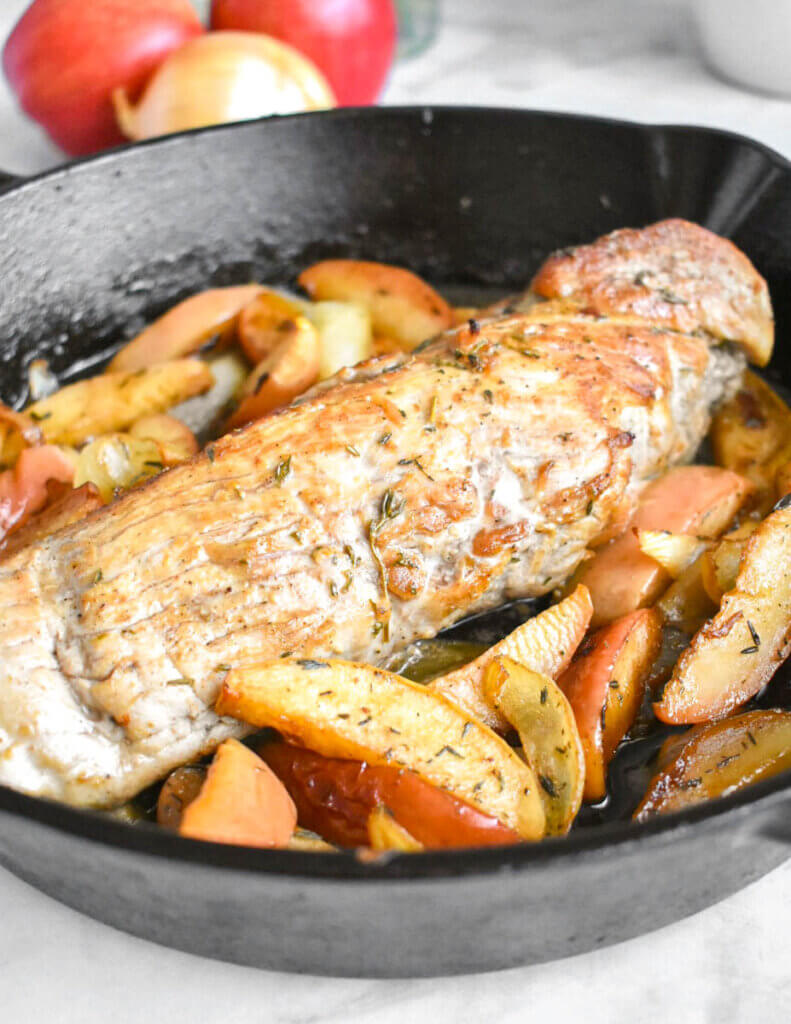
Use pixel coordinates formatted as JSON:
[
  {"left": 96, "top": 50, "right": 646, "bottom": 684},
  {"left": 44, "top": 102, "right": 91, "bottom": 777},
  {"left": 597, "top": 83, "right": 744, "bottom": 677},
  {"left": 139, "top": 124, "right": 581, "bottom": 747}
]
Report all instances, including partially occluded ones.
[{"left": 1, "top": 1, "right": 790, "bottom": 1020}]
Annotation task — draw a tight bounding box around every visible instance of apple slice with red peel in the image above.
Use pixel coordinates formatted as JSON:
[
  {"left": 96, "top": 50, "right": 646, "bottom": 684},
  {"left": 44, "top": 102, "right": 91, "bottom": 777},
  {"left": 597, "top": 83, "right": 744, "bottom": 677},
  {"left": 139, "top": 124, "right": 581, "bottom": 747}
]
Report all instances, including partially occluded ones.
[
  {"left": 237, "top": 290, "right": 310, "bottom": 365},
  {"left": 429, "top": 584, "right": 593, "bottom": 732},
  {"left": 109, "top": 285, "right": 264, "bottom": 373},
  {"left": 635, "top": 710, "right": 791, "bottom": 820},
  {"left": 655, "top": 504, "right": 791, "bottom": 724},
  {"left": 225, "top": 315, "right": 321, "bottom": 428},
  {"left": 656, "top": 555, "right": 718, "bottom": 634},
  {"left": 558, "top": 608, "right": 663, "bottom": 801},
  {"left": 574, "top": 465, "right": 753, "bottom": 627}
]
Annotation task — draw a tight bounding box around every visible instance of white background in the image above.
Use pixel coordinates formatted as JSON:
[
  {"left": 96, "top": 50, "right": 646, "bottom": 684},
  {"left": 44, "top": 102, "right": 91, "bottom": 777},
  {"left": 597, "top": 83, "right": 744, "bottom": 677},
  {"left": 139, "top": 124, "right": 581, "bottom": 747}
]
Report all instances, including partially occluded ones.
[{"left": 1, "top": 2, "right": 790, "bottom": 1021}]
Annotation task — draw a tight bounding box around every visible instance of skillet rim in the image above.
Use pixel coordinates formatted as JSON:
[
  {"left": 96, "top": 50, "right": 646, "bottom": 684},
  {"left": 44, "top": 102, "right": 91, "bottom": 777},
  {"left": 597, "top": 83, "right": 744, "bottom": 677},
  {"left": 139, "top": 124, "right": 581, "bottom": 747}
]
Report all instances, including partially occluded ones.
[{"left": 0, "top": 105, "right": 790, "bottom": 881}]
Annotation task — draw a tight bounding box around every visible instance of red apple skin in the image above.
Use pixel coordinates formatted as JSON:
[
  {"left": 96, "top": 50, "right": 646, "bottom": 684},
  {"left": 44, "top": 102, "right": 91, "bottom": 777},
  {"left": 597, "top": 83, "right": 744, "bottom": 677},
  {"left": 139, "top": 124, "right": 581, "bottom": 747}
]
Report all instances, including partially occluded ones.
[
  {"left": 210, "top": 0, "right": 396, "bottom": 105},
  {"left": 2, "top": 0, "right": 203, "bottom": 156}
]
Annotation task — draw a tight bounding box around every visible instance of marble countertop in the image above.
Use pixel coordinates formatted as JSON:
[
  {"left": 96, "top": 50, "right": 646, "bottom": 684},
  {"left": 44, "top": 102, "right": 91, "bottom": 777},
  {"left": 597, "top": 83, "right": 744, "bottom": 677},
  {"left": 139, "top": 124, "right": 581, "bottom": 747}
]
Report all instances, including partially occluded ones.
[{"left": 1, "top": 1, "right": 790, "bottom": 1021}]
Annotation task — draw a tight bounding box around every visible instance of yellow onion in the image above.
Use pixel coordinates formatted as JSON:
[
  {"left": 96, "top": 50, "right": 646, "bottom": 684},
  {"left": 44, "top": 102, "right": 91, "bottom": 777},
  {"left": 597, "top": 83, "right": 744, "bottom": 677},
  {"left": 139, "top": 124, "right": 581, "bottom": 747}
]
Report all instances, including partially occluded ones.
[{"left": 113, "top": 31, "right": 336, "bottom": 141}]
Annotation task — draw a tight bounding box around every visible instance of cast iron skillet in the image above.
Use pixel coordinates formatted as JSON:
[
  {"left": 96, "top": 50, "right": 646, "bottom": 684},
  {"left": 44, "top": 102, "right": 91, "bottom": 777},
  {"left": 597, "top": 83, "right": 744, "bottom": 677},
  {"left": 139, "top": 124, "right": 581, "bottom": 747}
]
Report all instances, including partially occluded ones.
[{"left": 0, "top": 108, "right": 790, "bottom": 978}]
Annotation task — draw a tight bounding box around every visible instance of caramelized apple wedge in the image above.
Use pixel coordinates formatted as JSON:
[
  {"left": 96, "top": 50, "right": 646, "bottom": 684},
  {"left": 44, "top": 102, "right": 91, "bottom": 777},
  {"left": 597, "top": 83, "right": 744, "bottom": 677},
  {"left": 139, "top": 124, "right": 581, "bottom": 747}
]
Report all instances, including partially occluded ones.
[
  {"left": 236, "top": 288, "right": 309, "bottom": 364},
  {"left": 558, "top": 609, "right": 663, "bottom": 801},
  {"left": 485, "top": 657, "right": 585, "bottom": 835},
  {"left": 710, "top": 370, "right": 791, "bottom": 511},
  {"left": 367, "top": 806, "right": 424, "bottom": 853},
  {"left": 216, "top": 658, "right": 546, "bottom": 840},
  {"left": 655, "top": 504, "right": 791, "bottom": 724},
  {"left": 573, "top": 466, "right": 753, "bottom": 626},
  {"left": 226, "top": 315, "right": 321, "bottom": 428},
  {"left": 635, "top": 710, "right": 791, "bottom": 820},
  {"left": 298, "top": 259, "right": 453, "bottom": 350},
  {"left": 0, "top": 402, "right": 43, "bottom": 468},
  {"left": 429, "top": 585, "right": 593, "bottom": 731},
  {"left": 108, "top": 285, "right": 264, "bottom": 372}
]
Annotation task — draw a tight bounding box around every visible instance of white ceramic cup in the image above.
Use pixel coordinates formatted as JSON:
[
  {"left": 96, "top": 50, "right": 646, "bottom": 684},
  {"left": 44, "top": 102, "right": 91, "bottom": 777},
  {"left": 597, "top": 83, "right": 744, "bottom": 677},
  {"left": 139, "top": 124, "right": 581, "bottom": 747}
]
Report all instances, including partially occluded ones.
[{"left": 693, "top": 0, "right": 791, "bottom": 96}]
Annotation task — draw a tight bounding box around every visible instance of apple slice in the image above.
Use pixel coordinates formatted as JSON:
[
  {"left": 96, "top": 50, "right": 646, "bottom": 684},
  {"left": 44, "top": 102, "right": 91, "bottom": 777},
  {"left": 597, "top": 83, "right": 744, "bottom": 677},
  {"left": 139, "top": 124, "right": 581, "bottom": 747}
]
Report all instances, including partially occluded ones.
[
  {"left": 428, "top": 585, "right": 593, "bottom": 731},
  {"left": 108, "top": 285, "right": 263, "bottom": 372},
  {"left": 635, "top": 710, "right": 791, "bottom": 820},
  {"left": 485, "top": 657, "right": 585, "bottom": 835},
  {"left": 655, "top": 503, "right": 791, "bottom": 724},
  {"left": 573, "top": 465, "right": 753, "bottom": 626},
  {"left": 776, "top": 461, "right": 791, "bottom": 503},
  {"left": 298, "top": 260, "right": 453, "bottom": 350},
  {"left": 179, "top": 738, "right": 297, "bottom": 848},
  {"left": 236, "top": 289, "right": 308, "bottom": 364},
  {"left": 558, "top": 608, "right": 663, "bottom": 801},
  {"left": 226, "top": 315, "right": 321, "bottom": 428},
  {"left": 27, "top": 359, "right": 213, "bottom": 447},
  {"left": 216, "top": 658, "right": 545, "bottom": 840}
]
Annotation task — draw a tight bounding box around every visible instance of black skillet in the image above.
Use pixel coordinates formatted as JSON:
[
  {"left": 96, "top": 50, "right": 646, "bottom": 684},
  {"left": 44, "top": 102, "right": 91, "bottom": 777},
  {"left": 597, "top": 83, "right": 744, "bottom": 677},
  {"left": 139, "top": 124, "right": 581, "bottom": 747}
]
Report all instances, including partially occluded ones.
[{"left": 0, "top": 108, "right": 790, "bottom": 978}]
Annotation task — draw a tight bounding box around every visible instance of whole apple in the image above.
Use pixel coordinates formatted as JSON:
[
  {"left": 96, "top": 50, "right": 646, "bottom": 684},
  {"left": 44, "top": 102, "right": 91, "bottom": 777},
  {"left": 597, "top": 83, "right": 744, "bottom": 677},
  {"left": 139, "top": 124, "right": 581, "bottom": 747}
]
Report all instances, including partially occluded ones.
[
  {"left": 210, "top": 0, "right": 396, "bottom": 106},
  {"left": 2, "top": 0, "right": 204, "bottom": 155}
]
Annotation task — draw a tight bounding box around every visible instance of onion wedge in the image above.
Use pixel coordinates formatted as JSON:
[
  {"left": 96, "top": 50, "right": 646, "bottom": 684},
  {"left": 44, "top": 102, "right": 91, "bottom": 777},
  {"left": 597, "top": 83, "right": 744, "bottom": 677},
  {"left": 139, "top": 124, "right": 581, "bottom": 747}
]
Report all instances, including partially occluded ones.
[
  {"left": 429, "top": 585, "right": 593, "bottom": 731},
  {"left": 485, "top": 657, "right": 585, "bottom": 835}
]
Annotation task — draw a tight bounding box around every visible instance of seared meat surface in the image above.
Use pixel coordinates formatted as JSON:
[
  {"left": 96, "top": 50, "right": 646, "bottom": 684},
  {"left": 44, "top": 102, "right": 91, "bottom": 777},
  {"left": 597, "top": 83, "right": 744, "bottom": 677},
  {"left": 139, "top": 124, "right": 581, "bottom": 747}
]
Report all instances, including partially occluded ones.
[
  {"left": 0, "top": 221, "right": 768, "bottom": 807},
  {"left": 531, "top": 219, "right": 773, "bottom": 365}
]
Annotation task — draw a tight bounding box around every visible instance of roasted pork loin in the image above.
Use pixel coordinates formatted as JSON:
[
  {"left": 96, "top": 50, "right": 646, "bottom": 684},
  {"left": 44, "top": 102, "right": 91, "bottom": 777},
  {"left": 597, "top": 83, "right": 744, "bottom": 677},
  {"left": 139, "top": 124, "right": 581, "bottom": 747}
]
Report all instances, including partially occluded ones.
[{"left": 0, "top": 220, "right": 770, "bottom": 806}]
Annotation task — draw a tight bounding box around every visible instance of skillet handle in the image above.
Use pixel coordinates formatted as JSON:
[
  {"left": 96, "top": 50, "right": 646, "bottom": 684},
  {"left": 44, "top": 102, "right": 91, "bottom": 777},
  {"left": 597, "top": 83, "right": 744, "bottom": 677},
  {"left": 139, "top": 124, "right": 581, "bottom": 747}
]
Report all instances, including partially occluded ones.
[{"left": 0, "top": 169, "right": 20, "bottom": 194}]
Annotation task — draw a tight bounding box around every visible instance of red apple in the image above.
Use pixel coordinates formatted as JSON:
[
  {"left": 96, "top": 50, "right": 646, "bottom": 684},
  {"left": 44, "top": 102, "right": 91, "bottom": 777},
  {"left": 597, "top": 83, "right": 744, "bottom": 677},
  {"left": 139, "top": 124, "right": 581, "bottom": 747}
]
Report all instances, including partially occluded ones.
[
  {"left": 2, "top": 0, "right": 204, "bottom": 156},
  {"left": 210, "top": 0, "right": 396, "bottom": 105}
]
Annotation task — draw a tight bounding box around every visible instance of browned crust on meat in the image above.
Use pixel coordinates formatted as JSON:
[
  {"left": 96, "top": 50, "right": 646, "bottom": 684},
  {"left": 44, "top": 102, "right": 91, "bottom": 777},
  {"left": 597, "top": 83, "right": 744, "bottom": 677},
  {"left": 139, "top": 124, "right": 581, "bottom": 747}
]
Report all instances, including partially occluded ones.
[{"left": 531, "top": 219, "right": 773, "bottom": 365}]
